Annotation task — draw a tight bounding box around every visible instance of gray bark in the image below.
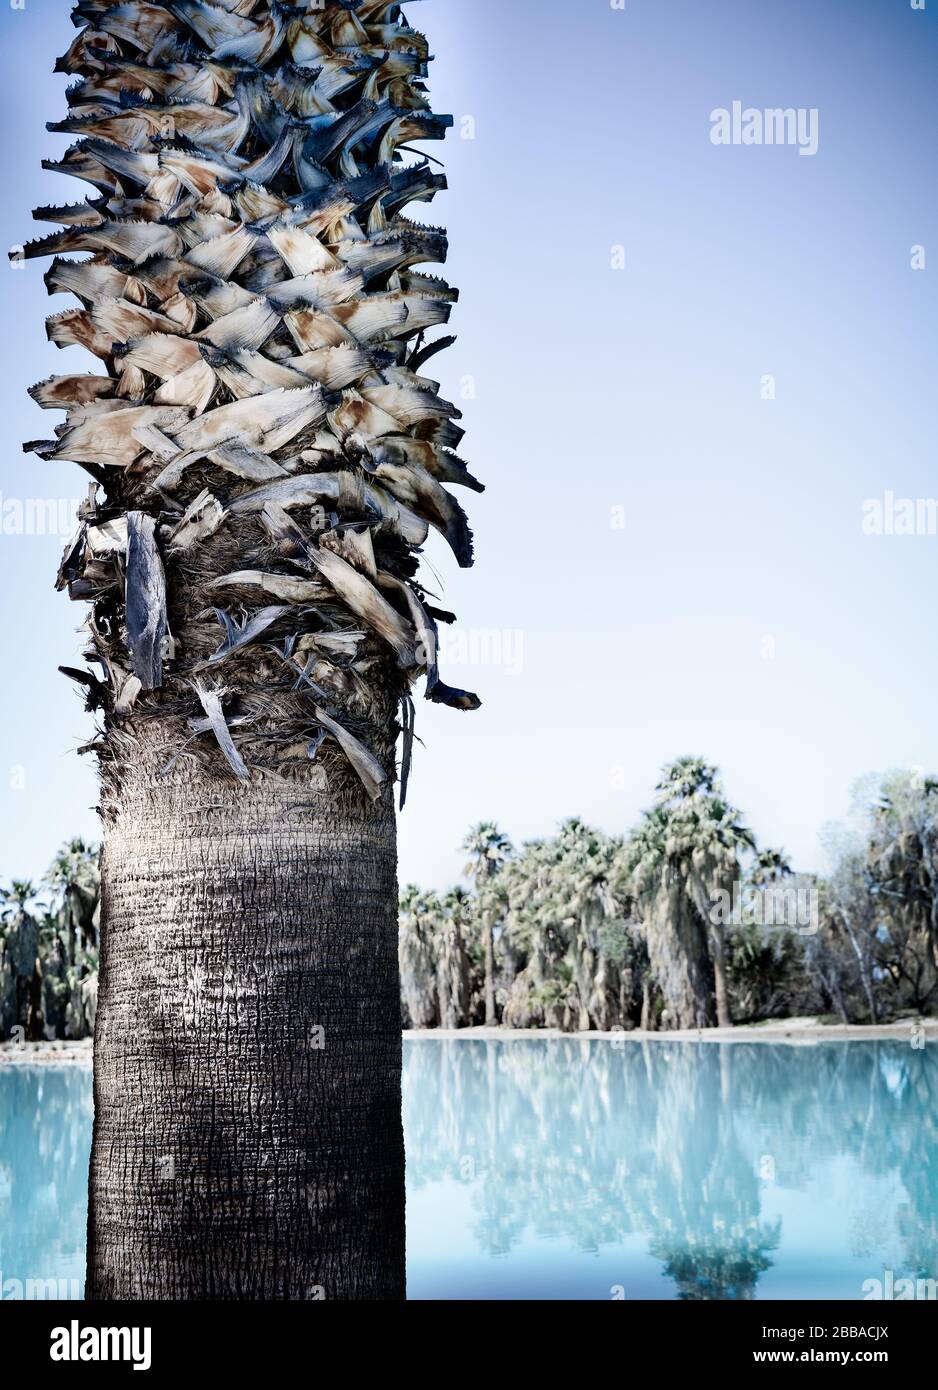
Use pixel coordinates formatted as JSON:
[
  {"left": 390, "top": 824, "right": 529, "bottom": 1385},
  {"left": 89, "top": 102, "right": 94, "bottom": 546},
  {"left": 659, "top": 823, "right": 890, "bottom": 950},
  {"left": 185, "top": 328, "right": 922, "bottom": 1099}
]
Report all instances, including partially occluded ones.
[{"left": 88, "top": 742, "right": 404, "bottom": 1300}]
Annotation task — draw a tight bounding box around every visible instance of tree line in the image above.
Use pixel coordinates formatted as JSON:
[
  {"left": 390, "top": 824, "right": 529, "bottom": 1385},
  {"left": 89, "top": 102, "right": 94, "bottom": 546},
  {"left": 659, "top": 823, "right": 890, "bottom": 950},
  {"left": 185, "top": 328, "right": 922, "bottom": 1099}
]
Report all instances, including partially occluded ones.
[
  {"left": 1, "top": 839, "right": 99, "bottom": 1041},
  {"left": 4, "top": 758, "right": 938, "bottom": 1040},
  {"left": 401, "top": 759, "right": 938, "bottom": 1032}
]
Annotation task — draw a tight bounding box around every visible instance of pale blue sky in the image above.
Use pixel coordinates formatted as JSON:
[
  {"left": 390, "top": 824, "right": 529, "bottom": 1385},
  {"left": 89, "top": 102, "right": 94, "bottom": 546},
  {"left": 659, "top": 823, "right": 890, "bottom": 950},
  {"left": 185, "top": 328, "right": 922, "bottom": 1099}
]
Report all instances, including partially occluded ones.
[{"left": 1, "top": 0, "right": 936, "bottom": 890}]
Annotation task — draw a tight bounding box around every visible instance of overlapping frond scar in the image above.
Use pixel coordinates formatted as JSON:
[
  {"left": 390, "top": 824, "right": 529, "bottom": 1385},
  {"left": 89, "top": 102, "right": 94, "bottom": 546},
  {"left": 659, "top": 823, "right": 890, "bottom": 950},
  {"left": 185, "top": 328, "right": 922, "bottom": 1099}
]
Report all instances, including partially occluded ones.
[{"left": 20, "top": 0, "right": 481, "bottom": 809}]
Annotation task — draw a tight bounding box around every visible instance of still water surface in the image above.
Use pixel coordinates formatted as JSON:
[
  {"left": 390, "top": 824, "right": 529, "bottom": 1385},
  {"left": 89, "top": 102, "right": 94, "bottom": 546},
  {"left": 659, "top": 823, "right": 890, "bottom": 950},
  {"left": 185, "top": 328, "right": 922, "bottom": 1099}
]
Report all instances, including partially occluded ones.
[{"left": 1, "top": 1040, "right": 935, "bottom": 1299}]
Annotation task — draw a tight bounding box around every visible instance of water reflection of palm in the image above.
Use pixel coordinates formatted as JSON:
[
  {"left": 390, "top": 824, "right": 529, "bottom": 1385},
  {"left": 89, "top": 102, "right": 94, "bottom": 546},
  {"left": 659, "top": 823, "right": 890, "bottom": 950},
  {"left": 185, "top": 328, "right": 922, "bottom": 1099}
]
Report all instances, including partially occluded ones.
[
  {"left": 403, "top": 1039, "right": 937, "bottom": 1299},
  {"left": 0, "top": 1068, "right": 92, "bottom": 1284}
]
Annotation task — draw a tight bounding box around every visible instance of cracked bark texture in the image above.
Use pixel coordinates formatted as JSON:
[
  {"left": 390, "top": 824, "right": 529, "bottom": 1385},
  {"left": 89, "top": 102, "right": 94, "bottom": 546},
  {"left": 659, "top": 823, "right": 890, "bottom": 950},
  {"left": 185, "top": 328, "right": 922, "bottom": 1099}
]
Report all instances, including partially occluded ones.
[{"left": 89, "top": 731, "right": 404, "bottom": 1300}]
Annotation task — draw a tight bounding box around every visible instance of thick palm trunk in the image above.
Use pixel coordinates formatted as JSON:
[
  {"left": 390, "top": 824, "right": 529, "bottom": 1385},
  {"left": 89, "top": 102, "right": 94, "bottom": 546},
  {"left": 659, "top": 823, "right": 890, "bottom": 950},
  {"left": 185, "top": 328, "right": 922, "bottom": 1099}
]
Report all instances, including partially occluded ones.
[
  {"left": 89, "top": 741, "right": 404, "bottom": 1300},
  {"left": 22, "top": 0, "right": 479, "bottom": 1299},
  {"left": 644, "top": 879, "right": 717, "bottom": 1030}
]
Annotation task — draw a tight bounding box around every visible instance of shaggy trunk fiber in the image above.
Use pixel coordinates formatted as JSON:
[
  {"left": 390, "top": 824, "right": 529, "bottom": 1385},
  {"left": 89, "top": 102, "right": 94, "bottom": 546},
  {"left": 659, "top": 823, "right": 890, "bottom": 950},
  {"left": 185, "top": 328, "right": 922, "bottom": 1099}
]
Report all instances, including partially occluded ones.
[
  {"left": 89, "top": 739, "right": 403, "bottom": 1300},
  {"left": 645, "top": 878, "right": 717, "bottom": 1030}
]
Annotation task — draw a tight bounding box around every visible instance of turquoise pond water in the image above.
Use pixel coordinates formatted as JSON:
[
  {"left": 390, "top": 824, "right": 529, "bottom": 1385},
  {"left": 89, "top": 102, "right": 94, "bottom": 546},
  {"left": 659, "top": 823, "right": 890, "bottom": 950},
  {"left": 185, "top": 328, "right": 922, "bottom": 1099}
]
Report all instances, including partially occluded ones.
[{"left": 1, "top": 1039, "right": 936, "bottom": 1300}]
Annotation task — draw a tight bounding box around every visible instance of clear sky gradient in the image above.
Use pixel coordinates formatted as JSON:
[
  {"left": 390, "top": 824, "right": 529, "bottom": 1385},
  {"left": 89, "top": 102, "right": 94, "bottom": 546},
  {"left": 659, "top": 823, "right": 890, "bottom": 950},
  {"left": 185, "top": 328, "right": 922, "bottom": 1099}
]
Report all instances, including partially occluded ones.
[{"left": 1, "top": 0, "right": 936, "bottom": 891}]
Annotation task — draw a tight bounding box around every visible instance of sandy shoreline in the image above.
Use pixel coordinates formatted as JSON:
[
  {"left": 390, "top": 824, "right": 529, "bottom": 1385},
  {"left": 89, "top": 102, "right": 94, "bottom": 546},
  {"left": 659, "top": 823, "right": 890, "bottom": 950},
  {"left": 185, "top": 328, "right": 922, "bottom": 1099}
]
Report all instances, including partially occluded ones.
[
  {"left": 2, "top": 1017, "right": 934, "bottom": 1064},
  {"left": 0, "top": 1039, "right": 93, "bottom": 1065},
  {"left": 405, "top": 1016, "right": 938, "bottom": 1045}
]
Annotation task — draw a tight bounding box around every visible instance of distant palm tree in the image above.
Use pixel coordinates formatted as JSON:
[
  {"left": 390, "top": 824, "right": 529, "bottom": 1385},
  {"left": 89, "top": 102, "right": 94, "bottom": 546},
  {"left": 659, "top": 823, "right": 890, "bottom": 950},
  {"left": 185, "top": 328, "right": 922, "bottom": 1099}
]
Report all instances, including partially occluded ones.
[
  {"left": 44, "top": 839, "right": 100, "bottom": 964},
  {"left": 868, "top": 772, "right": 938, "bottom": 973},
  {"left": 623, "top": 758, "right": 754, "bottom": 1029},
  {"left": 497, "top": 821, "right": 629, "bottom": 1031},
  {"left": 0, "top": 880, "right": 42, "bottom": 1038},
  {"left": 463, "top": 823, "right": 513, "bottom": 1025},
  {"left": 499, "top": 838, "right": 571, "bottom": 1029},
  {"left": 398, "top": 886, "right": 440, "bottom": 1029},
  {"left": 551, "top": 819, "right": 622, "bottom": 1030},
  {"left": 436, "top": 888, "right": 472, "bottom": 1028},
  {"left": 398, "top": 884, "right": 476, "bottom": 1029},
  {"left": 750, "top": 848, "right": 792, "bottom": 886},
  {"left": 0, "top": 880, "right": 38, "bottom": 923}
]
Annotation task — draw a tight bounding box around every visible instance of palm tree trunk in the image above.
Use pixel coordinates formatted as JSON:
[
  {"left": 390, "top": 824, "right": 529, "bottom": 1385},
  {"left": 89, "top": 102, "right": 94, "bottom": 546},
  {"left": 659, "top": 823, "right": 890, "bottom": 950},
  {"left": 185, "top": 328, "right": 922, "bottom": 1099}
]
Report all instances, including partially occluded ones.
[
  {"left": 645, "top": 882, "right": 717, "bottom": 1030},
  {"left": 709, "top": 925, "right": 733, "bottom": 1028},
  {"left": 482, "top": 910, "right": 497, "bottom": 1026},
  {"left": 88, "top": 747, "right": 404, "bottom": 1300},
  {"left": 640, "top": 977, "right": 655, "bottom": 1031}
]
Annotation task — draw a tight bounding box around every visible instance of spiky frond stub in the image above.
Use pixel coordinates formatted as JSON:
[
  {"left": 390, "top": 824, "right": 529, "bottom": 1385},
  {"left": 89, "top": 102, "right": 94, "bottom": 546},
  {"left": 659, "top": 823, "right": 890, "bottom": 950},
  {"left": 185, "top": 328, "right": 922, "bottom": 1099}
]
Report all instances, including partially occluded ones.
[{"left": 22, "top": 0, "right": 481, "bottom": 809}]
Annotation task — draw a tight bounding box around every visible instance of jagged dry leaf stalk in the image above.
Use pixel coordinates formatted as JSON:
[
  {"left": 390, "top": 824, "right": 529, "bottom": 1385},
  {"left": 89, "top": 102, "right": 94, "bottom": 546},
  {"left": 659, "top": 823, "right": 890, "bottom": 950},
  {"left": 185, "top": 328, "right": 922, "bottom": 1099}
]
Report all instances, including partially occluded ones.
[{"left": 24, "top": 0, "right": 482, "bottom": 805}]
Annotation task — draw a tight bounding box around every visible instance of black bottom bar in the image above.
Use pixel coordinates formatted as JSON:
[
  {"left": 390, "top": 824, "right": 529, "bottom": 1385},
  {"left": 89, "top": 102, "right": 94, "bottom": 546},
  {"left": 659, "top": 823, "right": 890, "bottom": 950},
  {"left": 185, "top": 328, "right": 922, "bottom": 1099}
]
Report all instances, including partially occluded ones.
[{"left": 1, "top": 1299, "right": 928, "bottom": 1376}]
